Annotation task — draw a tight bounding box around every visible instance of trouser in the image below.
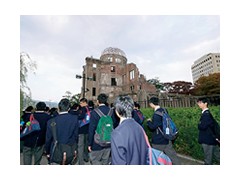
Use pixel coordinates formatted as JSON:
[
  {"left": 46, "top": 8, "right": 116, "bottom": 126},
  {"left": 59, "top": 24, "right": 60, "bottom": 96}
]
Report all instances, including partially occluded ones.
[
  {"left": 89, "top": 148, "right": 111, "bottom": 165},
  {"left": 77, "top": 134, "right": 89, "bottom": 165},
  {"left": 201, "top": 144, "right": 220, "bottom": 165},
  {"left": 22, "top": 145, "right": 44, "bottom": 165},
  {"left": 152, "top": 141, "right": 181, "bottom": 165}
]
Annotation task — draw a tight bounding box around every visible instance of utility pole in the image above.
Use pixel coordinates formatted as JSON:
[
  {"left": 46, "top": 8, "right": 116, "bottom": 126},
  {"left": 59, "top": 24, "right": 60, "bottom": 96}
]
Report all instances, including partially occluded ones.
[{"left": 76, "top": 74, "right": 92, "bottom": 98}]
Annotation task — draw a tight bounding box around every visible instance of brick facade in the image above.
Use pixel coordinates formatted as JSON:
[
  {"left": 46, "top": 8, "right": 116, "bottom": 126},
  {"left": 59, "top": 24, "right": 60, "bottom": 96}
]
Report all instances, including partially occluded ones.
[{"left": 82, "top": 47, "right": 157, "bottom": 104}]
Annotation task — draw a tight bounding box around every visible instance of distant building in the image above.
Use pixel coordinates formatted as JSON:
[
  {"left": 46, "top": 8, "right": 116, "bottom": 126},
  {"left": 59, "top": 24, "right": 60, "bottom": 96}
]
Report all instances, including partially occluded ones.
[
  {"left": 191, "top": 53, "right": 220, "bottom": 83},
  {"left": 81, "top": 47, "right": 157, "bottom": 104}
]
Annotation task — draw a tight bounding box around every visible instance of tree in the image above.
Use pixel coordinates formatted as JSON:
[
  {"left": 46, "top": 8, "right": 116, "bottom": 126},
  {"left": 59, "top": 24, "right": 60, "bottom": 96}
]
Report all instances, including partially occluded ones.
[
  {"left": 62, "top": 91, "right": 81, "bottom": 105},
  {"left": 20, "top": 52, "right": 37, "bottom": 113},
  {"left": 62, "top": 91, "right": 72, "bottom": 100},
  {"left": 147, "top": 77, "right": 164, "bottom": 91},
  {"left": 165, "top": 81, "right": 193, "bottom": 94},
  {"left": 147, "top": 78, "right": 193, "bottom": 96},
  {"left": 192, "top": 73, "right": 220, "bottom": 95}
]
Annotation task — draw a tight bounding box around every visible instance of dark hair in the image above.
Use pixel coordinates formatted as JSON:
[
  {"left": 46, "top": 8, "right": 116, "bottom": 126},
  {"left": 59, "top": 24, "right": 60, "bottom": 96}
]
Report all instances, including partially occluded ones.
[
  {"left": 25, "top": 106, "right": 33, "bottom": 112},
  {"left": 49, "top": 107, "right": 58, "bottom": 117},
  {"left": 70, "top": 103, "right": 79, "bottom": 110},
  {"left": 149, "top": 97, "right": 159, "bottom": 105},
  {"left": 114, "top": 95, "right": 134, "bottom": 118},
  {"left": 134, "top": 102, "right": 140, "bottom": 109},
  {"left": 80, "top": 98, "right": 88, "bottom": 103},
  {"left": 88, "top": 100, "right": 94, "bottom": 107},
  {"left": 97, "top": 93, "right": 108, "bottom": 104},
  {"left": 197, "top": 97, "right": 209, "bottom": 104},
  {"left": 36, "top": 102, "right": 47, "bottom": 111},
  {"left": 58, "top": 98, "right": 71, "bottom": 112}
]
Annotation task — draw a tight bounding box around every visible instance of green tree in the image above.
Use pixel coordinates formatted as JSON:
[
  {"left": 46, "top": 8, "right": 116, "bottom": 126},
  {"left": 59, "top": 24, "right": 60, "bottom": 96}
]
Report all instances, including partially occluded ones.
[
  {"left": 147, "top": 77, "right": 164, "bottom": 90},
  {"left": 62, "top": 91, "right": 81, "bottom": 105},
  {"left": 20, "top": 52, "right": 37, "bottom": 114},
  {"left": 192, "top": 73, "right": 220, "bottom": 95}
]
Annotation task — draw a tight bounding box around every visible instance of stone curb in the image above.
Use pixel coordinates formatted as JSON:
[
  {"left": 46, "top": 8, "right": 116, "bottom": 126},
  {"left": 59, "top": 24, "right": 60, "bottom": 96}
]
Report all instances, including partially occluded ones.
[{"left": 177, "top": 153, "right": 204, "bottom": 165}]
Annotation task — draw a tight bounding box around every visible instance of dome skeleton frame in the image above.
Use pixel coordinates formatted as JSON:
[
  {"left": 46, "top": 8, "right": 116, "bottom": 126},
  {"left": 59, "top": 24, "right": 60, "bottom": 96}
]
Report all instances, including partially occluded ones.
[{"left": 101, "top": 47, "right": 126, "bottom": 58}]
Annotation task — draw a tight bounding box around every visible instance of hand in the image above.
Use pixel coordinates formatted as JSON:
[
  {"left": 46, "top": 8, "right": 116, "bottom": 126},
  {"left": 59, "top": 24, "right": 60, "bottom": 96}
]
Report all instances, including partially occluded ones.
[
  {"left": 88, "top": 146, "right": 92, "bottom": 152},
  {"left": 147, "top": 118, "right": 151, "bottom": 122},
  {"left": 46, "top": 154, "right": 51, "bottom": 164}
]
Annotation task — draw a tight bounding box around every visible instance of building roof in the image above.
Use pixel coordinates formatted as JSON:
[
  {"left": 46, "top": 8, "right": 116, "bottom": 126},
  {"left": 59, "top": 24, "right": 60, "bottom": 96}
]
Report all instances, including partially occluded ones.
[{"left": 101, "top": 47, "right": 127, "bottom": 58}]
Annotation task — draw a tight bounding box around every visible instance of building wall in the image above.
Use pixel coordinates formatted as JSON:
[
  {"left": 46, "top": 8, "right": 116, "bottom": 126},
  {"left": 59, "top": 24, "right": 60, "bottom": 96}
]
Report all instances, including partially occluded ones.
[
  {"left": 191, "top": 53, "right": 220, "bottom": 83},
  {"left": 81, "top": 48, "right": 157, "bottom": 104}
]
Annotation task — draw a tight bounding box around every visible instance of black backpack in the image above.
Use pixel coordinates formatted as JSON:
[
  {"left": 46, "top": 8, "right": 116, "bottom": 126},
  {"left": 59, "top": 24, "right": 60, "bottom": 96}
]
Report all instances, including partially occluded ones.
[
  {"left": 50, "top": 119, "right": 78, "bottom": 165},
  {"left": 209, "top": 113, "right": 220, "bottom": 146}
]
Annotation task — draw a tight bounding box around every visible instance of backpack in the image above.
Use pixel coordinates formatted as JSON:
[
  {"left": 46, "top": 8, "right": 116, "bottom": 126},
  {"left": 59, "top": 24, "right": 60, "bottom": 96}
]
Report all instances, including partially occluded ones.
[
  {"left": 79, "top": 106, "right": 91, "bottom": 128},
  {"left": 94, "top": 108, "right": 113, "bottom": 147},
  {"left": 209, "top": 113, "right": 220, "bottom": 145},
  {"left": 50, "top": 119, "right": 78, "bottom": 165},
  {"left": 155, "top": 108, "right": 178, "bottom": 141},
  {"left": 141, "top": 128, "right": 172, "bottom": 165},
  {"left": 20, "top": 114, "right": 41, "bottom": 138},
  {"left": 135, "top": 110, "right": 145, "bottom": 124}
]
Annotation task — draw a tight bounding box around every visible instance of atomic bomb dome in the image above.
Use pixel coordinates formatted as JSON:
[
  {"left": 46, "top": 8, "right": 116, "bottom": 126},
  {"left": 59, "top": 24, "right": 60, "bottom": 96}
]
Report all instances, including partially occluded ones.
[{"left": 101, "top": 47, "right": 127, "bottom": 58}]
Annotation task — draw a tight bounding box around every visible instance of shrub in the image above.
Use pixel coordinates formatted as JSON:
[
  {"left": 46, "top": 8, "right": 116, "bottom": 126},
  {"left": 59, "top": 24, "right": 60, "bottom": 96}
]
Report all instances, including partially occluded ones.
[{"left": 141, "top": 106, "right": 220, "bottom": 161}]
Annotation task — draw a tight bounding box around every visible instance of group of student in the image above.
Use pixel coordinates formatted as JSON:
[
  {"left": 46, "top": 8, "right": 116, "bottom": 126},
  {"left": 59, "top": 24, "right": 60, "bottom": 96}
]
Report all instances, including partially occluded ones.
[{"left": 20, "top": 94, "right": 220, "bottom": 165}]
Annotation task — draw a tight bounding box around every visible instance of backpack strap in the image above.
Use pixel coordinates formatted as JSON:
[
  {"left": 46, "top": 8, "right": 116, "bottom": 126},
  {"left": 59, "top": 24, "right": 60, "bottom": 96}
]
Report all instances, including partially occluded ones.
[
  {"left": 95, "top": 108, "right": 113, "bottom": 117},
  {"left": 155, "top": 111, "right": 163, "bottom": 117},
  {"left": 94, "top": 108, "right": 106, "bottom": 117},
  {"left": 153, "top": 111, "right": 165, "bottom": 136},
  {"left": 107, "top": 108, "right": 113, "bottom": 116},
  {"left": 50, "top": 118, "right": 57, "bottom": 143}
]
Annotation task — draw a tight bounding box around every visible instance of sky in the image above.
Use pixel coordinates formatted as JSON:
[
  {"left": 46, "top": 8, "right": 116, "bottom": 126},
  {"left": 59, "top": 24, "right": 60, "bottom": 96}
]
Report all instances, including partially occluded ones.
[
  {"left": 20, "top": 15, "right": 220, "bottom": 103},
  {"left": 1, "top": 0, "right": 240, "bottom": 179}
]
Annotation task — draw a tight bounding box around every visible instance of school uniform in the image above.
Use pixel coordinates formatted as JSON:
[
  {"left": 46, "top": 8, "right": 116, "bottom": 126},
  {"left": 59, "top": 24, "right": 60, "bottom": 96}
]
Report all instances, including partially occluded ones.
[
  {"left": 111, "top": 118, "right": 148, "bottom": 165},
  {"left": 22, "top": 112, "right": 51, "bottom": 165},
  {"left": 88, "top": 105, "right": 118, "bottom": 165},
  {"left": 45, "top": 112, "right": 79, "bottom": 164},
  {"left": 198, "top": 109, "right": 220, "bottom": 164},
  {"left": 147, "top": 107, "right": 180, "bottom": 165}
]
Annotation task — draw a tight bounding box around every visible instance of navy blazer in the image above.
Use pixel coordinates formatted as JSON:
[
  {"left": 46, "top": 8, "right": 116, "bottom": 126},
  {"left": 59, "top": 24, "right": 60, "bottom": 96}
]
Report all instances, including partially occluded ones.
[
  {"left": 111, "top": 118, "right": 148, "bottom": 165},
  {"left": 147, "top": 108, "right": 169, "bottom": 145},
  {"left": 88, "top": 105, "right": 118, "bottom": 151},
  {"left": 198, "top": 109, "right": 217, "bottom": 145},
  {"left": 45, "top": 113, "right": 79, "bottom": 155},
  {"left": 22, "top": 112, "right": 51, "bottom": 148}
]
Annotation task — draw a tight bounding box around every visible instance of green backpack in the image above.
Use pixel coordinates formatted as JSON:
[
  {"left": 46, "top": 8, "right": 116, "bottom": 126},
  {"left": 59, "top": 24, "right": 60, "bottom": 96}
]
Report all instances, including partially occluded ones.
[{"left": 94, "top": 108, "right": 113, "bottom": 147}]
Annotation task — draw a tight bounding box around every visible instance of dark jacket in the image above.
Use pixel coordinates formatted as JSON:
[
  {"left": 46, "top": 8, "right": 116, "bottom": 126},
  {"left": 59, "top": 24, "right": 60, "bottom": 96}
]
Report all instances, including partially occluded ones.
[
  {"left": 111, "top": 118, "right": 148, "bottom": 165},
  {"left": 22, "top": 112, "right": 51, "bottom": 148},
  {"left": 198, "top": 109, "right": 217, "bottom": 145},
  {"left": 147, "top": 107, "right": 169, "bottom": 145},
  {"left": 78, "top": 106, "right": 90, "bottom": 134},
  {"left": 132, "top": 109, "right": 144, "bottom": 126},
  {"left": 88, "top": 105, "right": 118, "bottom": 151},
  {"left": 45, "top": 113, "right": 79, "bottom": 155}
]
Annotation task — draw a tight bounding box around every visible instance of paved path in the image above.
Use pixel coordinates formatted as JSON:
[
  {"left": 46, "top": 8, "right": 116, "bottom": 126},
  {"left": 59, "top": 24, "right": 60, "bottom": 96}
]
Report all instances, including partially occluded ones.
[{"left": 20, "top": 153, "right": 204, "bottom": 165}]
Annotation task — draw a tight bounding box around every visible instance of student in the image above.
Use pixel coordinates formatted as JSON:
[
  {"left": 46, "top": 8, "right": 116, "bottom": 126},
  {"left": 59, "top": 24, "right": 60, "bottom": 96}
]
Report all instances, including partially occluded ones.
[
  {"left": 197, "top": 97, "right": 220, "bottom": 165},
  {"left": 132, "top": 102, "right": 145, "bottom": 126},
  {"left": 45, "top": 98, "right": 79, "bottom": 165},
  {"left": 111, "top": 96, "right": 148, "bottom": 165},
  {"left": 147, "top": 97, "right": 181, "bottom": 165},
  {"left": 78, "top": 98, "right": 91, "bottom": 165},
  {"left": 88, "top": 93, "right": 117, "bottom": 165},
  {"left": 20, "top": 106, "right": 34, "bottom": 153},
  {"left": 22, "top": 102, "right": 51, "bottom": 165}
]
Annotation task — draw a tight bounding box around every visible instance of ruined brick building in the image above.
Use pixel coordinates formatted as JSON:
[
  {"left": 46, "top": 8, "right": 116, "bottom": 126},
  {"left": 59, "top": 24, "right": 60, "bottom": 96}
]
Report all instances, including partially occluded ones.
[{"left": 81, "top": 47, "right": 157, "bottom": 105}]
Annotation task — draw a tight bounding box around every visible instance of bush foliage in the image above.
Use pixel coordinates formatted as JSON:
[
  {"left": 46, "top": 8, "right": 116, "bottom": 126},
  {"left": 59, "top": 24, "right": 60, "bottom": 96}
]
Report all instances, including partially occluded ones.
[{"left": 141, "top": 106, "right": 220, "bottom": 161}]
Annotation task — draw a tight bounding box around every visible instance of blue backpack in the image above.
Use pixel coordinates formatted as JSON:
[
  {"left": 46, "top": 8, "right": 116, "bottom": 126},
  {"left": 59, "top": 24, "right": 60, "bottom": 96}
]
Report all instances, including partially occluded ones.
[
  {"left": 155, "top": 108, "right": 178, "bottom": 141},
  {"left": 79, "top": 107, "right": 91, "bottom": 128}
]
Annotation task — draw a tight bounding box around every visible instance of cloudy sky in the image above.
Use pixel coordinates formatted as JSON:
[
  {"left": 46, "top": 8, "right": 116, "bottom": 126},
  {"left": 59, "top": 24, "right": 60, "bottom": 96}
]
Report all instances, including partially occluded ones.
[
  {"left": 20, "top": 15, "right": 219, "bottom": 103},
  {"left": 2, "top": 0, "right": 239, "bottom": 178}
]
